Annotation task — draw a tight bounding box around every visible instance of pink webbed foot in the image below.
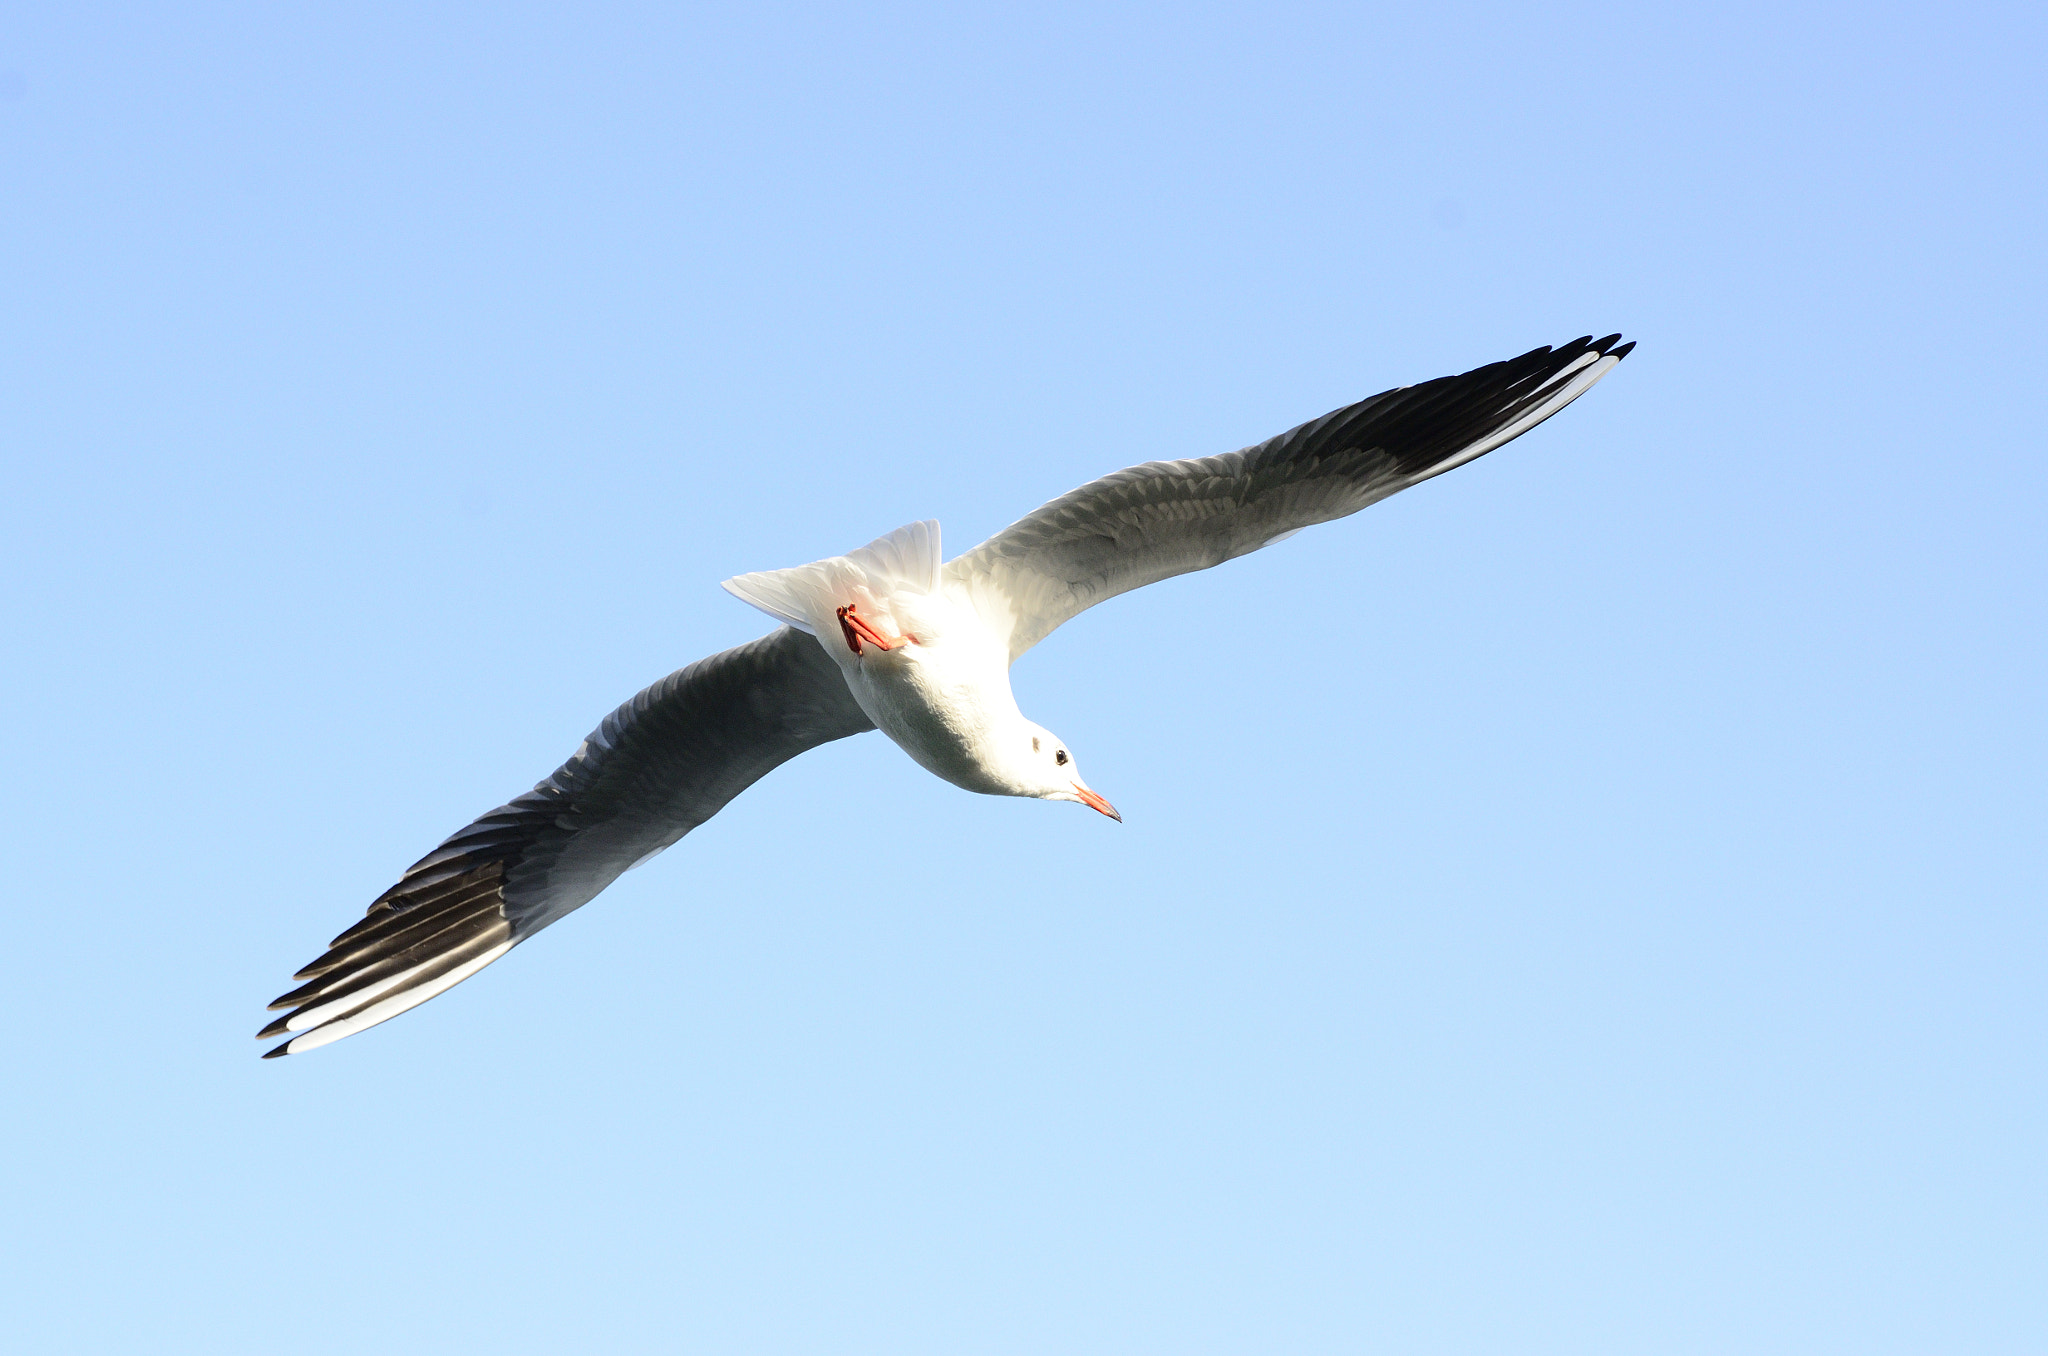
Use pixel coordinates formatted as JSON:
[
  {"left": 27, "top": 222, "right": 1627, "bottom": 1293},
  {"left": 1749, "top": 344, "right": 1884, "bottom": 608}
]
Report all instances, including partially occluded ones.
[{"left": 836, "top": 603, "right": 912, "bottom": 656}]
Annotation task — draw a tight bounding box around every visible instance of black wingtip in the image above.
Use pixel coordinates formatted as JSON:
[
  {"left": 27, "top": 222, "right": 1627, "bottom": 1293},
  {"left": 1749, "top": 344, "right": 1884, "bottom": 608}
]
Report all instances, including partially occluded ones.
[
  {"left": 257, "top": 1013, "right": 292, "bottom": 1041},
  {"left": 328, "top": 903, "right": 398, "bottom": 950},
  {"left": 1610, "top": 339, "right": 1636, "bottom": 359},
  {"left": 262, "top": 1041, "right": 292, "bottom": 1059}
]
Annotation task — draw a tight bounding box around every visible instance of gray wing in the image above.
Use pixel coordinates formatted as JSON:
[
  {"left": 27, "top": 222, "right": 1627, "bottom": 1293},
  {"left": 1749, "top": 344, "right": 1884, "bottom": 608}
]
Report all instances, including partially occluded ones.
[
  {"left": 259, "top": 625, "right": 872, "bottom": 1057},
  {"left": 946, "top": 335, "right": 1634, "bottom": 660}
]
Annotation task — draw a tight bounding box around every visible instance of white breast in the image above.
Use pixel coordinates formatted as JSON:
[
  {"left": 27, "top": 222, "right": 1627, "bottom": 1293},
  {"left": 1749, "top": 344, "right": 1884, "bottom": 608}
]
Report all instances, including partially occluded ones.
[{"left": 831, "top": 589, "right": 1024, "bottom": 796}]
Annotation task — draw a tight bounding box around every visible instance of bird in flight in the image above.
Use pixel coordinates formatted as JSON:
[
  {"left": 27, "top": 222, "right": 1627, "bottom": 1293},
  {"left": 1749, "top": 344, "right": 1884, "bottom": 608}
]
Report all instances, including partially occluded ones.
[{"left": 260, "top": 334, "right": 1634, "bottom": 1057}]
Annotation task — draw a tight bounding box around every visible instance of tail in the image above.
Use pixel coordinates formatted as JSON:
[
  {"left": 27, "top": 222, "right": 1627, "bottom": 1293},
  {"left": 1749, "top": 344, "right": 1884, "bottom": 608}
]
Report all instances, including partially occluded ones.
[{"left": 722, "top": 520, "right": 942, "bottom": 635}]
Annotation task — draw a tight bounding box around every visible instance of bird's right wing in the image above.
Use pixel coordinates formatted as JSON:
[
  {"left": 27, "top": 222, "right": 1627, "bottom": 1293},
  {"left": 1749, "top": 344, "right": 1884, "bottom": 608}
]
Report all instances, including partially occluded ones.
[
  {"left": 259, "top": 625, "right": 873, "bottom": 1057},
  {"left": 946, "top": 335, "right": 1633, "bottom": 661}
]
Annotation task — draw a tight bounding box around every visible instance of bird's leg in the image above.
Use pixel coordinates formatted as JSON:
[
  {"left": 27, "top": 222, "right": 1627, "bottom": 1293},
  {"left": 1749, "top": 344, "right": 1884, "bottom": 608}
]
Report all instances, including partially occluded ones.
[{"left": 836, "top": 604, "right": 907, "bottom": 656}]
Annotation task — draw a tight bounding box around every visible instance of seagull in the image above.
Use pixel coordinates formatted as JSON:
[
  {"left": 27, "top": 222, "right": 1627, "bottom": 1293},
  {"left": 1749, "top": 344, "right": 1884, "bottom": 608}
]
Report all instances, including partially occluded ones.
[{"left": 260, "top": 334, "right": 1633, "bottom": 1057}]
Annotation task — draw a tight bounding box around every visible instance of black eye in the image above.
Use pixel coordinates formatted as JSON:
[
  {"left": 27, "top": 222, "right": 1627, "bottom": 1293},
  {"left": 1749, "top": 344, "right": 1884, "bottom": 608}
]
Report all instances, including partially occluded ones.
[{"left": 1055, "top": 749, "right": 1068, "bottom": 766}]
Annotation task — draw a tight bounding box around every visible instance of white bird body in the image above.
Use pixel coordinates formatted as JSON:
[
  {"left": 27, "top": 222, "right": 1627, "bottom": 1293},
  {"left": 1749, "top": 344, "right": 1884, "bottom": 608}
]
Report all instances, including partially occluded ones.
[
  {"left": 723, "top": 521, "right": 1105, "bottom": 806},
  {"left": 839, "top": 602, "right": 1029, "bottom": 798},
  {"left": 260, "top": 334, "right": 1633, "bottom": 1057}
]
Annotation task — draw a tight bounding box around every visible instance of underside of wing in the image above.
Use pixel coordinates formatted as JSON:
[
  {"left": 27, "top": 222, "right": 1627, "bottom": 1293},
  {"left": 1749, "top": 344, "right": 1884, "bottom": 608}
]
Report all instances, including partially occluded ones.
[
  {"left": 945, "top": 334, "right": 1633, "bottom": 659},
  {"left": 259, "top": 626, "right": 872, "bottom": 1057}
]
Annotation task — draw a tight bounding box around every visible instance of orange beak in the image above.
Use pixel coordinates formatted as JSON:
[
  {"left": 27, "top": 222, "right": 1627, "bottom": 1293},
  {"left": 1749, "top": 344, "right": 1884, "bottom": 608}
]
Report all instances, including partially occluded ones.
[{"left": 1072, "top": 783, "right": 1121, "bottom": 822}]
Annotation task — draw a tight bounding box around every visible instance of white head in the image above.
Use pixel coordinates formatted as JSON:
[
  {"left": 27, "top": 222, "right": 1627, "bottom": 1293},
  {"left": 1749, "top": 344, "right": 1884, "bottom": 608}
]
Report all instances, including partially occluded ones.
[{"left": 1008, "top": 722, "right": 1120, "bottom": 821}]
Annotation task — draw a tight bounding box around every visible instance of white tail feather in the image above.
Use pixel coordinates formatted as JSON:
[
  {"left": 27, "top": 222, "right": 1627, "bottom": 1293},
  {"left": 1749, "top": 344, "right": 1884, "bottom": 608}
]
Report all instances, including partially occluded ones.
[{"left": 722, "top": 520, "right": 942, "bottom": 635}]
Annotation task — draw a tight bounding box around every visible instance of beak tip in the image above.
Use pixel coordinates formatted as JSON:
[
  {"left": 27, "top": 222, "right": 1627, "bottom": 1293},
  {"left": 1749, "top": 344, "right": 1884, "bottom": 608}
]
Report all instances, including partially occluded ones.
[{"left": 1072, "top": 783, "right": 1120, "bottom": 822}]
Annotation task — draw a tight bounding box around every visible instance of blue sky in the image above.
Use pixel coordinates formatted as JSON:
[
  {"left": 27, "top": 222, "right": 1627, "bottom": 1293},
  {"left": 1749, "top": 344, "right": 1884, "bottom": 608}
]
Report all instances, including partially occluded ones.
[{"left": 2, "top": 2, "right": 2043, "bottom": 1352}]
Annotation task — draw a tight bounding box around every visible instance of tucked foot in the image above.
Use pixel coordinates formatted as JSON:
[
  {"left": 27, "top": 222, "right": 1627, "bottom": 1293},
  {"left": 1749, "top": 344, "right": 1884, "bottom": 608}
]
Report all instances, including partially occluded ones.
[{"left": 837, "top": 603, "right": 910, "bottom": 656}]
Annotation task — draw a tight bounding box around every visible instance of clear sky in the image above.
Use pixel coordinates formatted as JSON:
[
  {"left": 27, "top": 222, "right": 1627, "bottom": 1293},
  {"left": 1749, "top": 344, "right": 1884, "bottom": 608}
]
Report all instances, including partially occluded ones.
[{"left": 3, "top": 3, "right": 2043, "bottom": 1352}]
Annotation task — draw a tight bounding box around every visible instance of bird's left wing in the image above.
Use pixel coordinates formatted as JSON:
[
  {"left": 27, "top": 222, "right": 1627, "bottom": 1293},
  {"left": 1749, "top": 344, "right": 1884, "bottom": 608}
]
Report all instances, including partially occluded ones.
[
  {"left": 259, "top": 625, "right": 873, "bottom": 1057},
  {"left": 946, "top": 335, "right": 1633, "bottom": 661}
]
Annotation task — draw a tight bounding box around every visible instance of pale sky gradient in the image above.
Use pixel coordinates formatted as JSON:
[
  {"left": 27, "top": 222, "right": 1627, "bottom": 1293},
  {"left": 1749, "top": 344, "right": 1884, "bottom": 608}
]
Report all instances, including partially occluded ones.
[{"left": 3, "top": 3, "right": 2044, "bottom": 1353}]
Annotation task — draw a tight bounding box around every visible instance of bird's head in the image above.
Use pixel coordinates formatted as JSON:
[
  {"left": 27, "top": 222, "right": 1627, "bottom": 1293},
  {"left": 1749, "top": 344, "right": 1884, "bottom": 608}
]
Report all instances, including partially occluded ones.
[{"left": 1011, "top": 723, "right": 1120, "bottom": 821}]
